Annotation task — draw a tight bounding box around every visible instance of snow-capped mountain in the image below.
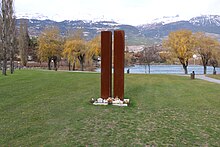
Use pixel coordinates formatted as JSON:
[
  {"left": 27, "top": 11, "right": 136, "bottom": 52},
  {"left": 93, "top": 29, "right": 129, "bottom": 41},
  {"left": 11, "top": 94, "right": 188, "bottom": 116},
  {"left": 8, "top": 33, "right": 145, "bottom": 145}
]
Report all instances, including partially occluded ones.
[
  {"left": 16, "top": 12, "right": 49, "bottom": 20},
  {"left": 16, "top": 14, "right": 220, "bottom": 45},
  {"left": 189, "top": 15, "right": 220, "bottom": 26},
  {"left": 138, "top": 15, "right": 220, "bottom": 39},
  {"left": 16, "top": 18, "right": 144, "bottom": 45},
  {"left": 149, "top": 15, "right": 183, "bottom": 25},
  {"left": 138, "top": 15, "right": 184, "bottom": 29}
]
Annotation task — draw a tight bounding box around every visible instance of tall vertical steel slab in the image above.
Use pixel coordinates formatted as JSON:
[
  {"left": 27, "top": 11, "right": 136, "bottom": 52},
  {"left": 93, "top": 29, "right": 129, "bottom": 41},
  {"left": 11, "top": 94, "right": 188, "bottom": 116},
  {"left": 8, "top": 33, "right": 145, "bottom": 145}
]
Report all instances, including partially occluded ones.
[
  {"left": 114, "top": 30, "right": 125, "bottom": 100},
  {"left": 101, "top": 31, "right": 112, "bottom": 99}
]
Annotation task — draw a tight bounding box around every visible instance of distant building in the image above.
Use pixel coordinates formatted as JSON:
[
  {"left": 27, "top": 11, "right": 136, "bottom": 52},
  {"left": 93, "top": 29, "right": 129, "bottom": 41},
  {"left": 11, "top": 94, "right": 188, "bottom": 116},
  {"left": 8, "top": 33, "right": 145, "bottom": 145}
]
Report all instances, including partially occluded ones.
[{"left": 126, "top": 45, "right": 145, "bottom": 53}]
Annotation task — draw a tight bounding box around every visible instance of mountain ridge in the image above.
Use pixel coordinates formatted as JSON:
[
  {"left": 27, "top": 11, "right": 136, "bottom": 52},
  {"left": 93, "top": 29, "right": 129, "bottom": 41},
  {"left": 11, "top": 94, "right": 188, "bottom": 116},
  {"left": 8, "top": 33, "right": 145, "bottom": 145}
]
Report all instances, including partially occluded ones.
[{"left": 17, "top": 14, "right": 220, "bottom": 45}]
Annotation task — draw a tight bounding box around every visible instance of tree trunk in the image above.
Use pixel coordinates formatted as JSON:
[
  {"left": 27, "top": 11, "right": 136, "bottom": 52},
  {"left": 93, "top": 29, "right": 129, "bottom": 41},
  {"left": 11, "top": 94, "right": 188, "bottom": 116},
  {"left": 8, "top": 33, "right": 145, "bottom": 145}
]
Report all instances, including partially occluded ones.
[
  {"left": 39, "top": 61, "right": 42, "bottom": 68},
  {"left": 22, "top": 57, "right": 27, "bottom": 67},
  {"left": 80, "top": 61, "right": 84, "bottom": 71},
  {"left": 10, "top": 55, "right": 14, "bottom": 74},
  {"left": 201, "top": 57, "right": 209, "bottom": 75},
  {"left": 182, "top": 64, "right": 188, "bottom": 74},
  {"left": 78, "top": 54, "right": 85, "bottom": 71},
  {"left": 0, "top": 61, "right": 2, "bottom": 70},
  {"left": 2, "top": 52, "right": 7, "bottom": 75},
  {"left": 179, "top": 58, "right": 188, "bottom": 74},
  {"left": 203, "top": 65, "right": 207, "bottom": 74},
  {"left": 72, "top": 62, "right": 75, "bottom": 71},
  {"left": 144, "top": 64, "right": 147, "bottom": 74},
  {"left": 213, "top": 67, "right": 216, "bottom": 75},
  {"left": 48, "top": 58, "right": 51, "bottom": 70},
  {"left": 68, "top": 62, "right": 71, "bottom": 71},
  {"left": 54, "top": 60, "right": 57, "bottom": 71},
  {"left": 2, "top": 0, "right": 7, "bottom": 76},
  {"left": 2, "top": 36, "right": 7, "bottom": 75},
  {"left": 148, "top": 64, "right": 150, "bottom": 74},
  {"left": 10, "top": 41, "right": 15, "bottom": 74},
  {"left": 52, "top": 56, "right": 57, "bottom": 71}
]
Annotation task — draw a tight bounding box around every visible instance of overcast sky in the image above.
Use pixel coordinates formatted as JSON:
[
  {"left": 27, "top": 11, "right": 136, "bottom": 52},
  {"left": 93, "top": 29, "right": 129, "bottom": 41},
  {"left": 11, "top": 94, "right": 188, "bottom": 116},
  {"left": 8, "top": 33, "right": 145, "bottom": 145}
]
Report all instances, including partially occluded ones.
[{"left": 15, "top": 0, "right": 220, "bottom": 25}]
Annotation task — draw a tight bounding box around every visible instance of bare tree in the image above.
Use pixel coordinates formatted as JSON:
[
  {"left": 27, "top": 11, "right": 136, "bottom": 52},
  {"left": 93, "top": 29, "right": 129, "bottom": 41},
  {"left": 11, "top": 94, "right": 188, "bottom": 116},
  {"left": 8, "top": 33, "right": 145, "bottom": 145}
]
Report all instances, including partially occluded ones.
[
  {"left": 28, "top": 36, "right": 38, "bottom": 62},
  {"left": 1, "top": 0, "right": 15, "bottom": 75},
  {"left": 209, "top": 46, "right": 220, "bottom": 75},
  {"left": 1, "top": 0, "right": 8, "bottom": 75},
  {"left": 9, "top": 17, "right": 16, "bottom": 74},
  {"left": 194, "top": 32, "right": 220, "bottom": 74},
  {"left": 210, "top": 58, "right": 218, "bottom": 74},
  {"left": 19, "top": 19, "right": 29, "bottom": 67},
  {"left": 140, "top": 45, "right": 160, "bottom": 74},
  {"left": 8, "top": 0, "right": 16, "bottom": 74},
  {"left": 0, "top": 14, "right": 2, "bottom": 70}
]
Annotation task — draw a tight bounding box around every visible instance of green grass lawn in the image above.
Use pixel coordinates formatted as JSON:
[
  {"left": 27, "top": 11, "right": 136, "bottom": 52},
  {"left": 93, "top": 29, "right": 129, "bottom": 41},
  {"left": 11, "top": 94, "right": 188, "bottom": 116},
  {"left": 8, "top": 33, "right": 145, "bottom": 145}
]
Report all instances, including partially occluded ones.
[
  {"left": 207, "top": 74, "right": 220, "bottom": 80},
  {"left": 0, "top": 70, "right": 220, "bottom": 146}
]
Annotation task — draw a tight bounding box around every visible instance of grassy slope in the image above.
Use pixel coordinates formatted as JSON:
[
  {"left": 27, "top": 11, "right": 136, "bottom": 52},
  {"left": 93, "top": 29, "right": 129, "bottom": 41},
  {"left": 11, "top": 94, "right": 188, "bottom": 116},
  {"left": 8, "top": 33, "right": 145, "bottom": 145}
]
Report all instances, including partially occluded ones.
[
  {"left": 207, "top": 74, "right": 220, "bottom": 80},
  {"left": 0, "top": 70, "right": 220, "bottom": 146}
]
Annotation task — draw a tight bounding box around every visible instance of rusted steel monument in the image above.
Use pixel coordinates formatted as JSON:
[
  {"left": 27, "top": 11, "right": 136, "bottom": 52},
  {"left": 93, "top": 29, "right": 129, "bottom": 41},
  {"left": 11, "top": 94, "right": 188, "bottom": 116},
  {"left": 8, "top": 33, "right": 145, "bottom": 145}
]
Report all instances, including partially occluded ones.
[
  {"left": 101, "top": 31, "right": 112, "bottom": 99},
  {"left": 101, "top": 30, "right": 125, "bottom": 100}
]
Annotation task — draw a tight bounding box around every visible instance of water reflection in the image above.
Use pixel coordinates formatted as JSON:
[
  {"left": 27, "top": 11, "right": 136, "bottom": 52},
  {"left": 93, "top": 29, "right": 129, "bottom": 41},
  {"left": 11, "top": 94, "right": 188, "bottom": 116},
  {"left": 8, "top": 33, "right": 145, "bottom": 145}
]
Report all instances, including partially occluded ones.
[{"left": 96, "top": 65, "right": 220, "bottom": 74}]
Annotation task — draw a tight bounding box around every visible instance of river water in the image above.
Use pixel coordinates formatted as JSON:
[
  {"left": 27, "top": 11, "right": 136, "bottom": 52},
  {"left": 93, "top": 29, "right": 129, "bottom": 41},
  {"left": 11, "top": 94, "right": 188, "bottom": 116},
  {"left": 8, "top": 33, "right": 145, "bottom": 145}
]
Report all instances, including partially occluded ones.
[{"left": 96, "top": 65, "right": 220, "bottom": 74}]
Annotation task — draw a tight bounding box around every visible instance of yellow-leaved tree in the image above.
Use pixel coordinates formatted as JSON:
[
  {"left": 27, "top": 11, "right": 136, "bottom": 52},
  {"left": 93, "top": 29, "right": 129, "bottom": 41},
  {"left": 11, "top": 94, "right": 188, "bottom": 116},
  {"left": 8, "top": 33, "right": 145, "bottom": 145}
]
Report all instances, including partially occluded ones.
[
  {"left": 194, "top": 32, "right": 220, "bottom": 74},
  {"left": 63, "top": 40, "right": 87, "bottom": 71},
  {"left": 63, "top": 30, "right": 87, "bottom": 71},
  {"left": 87, "top": 35, "right": 101, "bottom": 67},
  {"left": 163, "top": 29, "right": 194, "bottom": 74},
  {"left": 87, "top": 35, "right": 101, "bottom": 58},
  {"left": 37, "top": 26, "right": 63, "bottom": 70},
  {"left": 210, "top": 46, "right": 220, "bottom": 74},
  {"left": 63, "top": 40, "right": 77, "bottom": 71}
]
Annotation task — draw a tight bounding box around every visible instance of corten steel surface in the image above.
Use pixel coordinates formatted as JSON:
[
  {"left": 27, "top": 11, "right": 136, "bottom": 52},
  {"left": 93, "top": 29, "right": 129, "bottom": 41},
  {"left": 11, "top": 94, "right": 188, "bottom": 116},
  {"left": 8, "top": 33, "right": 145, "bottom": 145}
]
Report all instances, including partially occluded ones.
[
  {"left": 101, "top": 31, "right": 112, "bottom": 99},
  {"left": 114, "top": 30, "right": 125, "bottom": 100}
]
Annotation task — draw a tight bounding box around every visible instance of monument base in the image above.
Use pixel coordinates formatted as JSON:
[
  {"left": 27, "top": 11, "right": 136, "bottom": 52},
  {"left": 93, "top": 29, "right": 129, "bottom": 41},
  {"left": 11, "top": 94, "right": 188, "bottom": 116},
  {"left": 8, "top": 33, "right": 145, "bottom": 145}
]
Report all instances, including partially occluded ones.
[{"left": 91, "top": 98, "right": 130, "bottom": 107}]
